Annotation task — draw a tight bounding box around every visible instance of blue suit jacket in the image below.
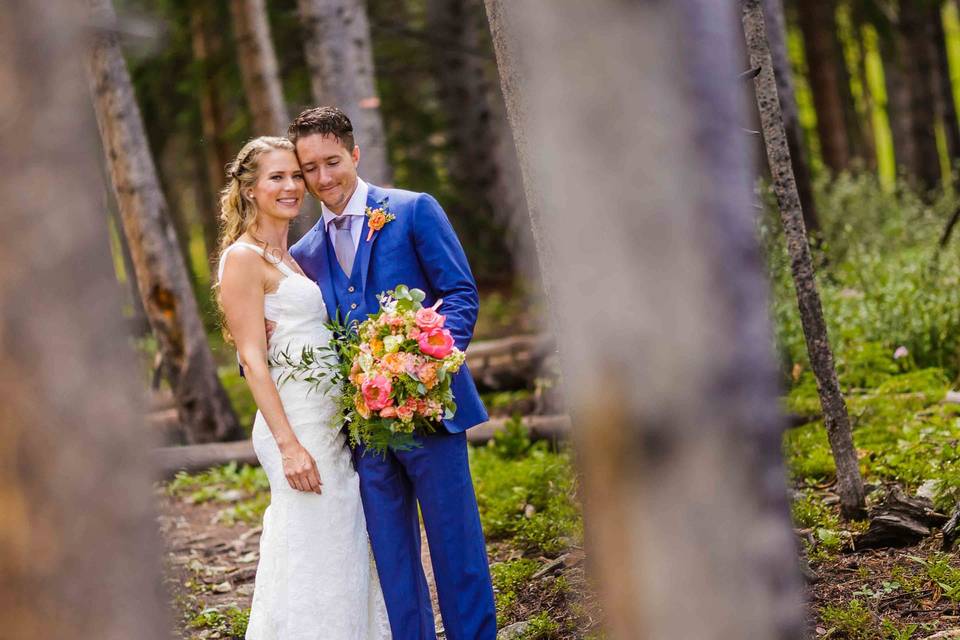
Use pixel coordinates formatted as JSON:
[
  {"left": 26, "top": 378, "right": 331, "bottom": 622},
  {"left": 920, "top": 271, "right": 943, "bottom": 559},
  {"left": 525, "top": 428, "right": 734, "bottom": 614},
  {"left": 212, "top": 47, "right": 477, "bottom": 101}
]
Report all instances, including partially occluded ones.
[{"left": 290, "top": 183, "right": 489, "bottom": 433}]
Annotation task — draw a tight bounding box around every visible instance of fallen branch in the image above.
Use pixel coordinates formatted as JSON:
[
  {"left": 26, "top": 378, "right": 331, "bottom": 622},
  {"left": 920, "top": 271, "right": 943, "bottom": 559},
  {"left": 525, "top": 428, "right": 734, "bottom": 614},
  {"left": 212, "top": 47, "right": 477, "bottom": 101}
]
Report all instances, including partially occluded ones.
[{"left": 152, "top": 414, "right": 572, "bottom": 477}]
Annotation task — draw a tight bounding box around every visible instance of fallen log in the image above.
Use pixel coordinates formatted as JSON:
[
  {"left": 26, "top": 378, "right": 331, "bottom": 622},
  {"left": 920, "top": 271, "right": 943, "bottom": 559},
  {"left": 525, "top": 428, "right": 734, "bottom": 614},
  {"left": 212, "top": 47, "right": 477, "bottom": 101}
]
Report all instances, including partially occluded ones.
[
  {"left": 942, "top": 509, "right": 960, "bottom": 551},
  {"left": 855, "top": 485, "right": 949, "bottom": 550},
  {"left": 466, "top": 334, "right": 556, "bottom": 392},
  {"left": 152, "top": 414, "right": 572, "bottom": 477}
]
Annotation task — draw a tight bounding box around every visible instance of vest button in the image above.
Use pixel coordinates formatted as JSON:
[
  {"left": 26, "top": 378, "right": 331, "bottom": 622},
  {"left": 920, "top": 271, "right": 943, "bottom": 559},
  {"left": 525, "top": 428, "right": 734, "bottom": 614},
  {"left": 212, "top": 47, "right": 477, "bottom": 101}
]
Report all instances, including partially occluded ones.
[
  {"left": 348, "top": 286, "right": 355, "bottom": 293},
  {"left": 350, "top": 303, "right": 358, "bottom": 310}
]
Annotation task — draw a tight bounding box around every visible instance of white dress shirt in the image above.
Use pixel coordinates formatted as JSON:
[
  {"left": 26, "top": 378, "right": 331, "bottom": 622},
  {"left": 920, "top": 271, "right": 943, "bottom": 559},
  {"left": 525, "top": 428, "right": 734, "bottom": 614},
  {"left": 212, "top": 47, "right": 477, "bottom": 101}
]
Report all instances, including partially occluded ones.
[{"left": 321, "top": 177, "right": 368, "bottom": 252}]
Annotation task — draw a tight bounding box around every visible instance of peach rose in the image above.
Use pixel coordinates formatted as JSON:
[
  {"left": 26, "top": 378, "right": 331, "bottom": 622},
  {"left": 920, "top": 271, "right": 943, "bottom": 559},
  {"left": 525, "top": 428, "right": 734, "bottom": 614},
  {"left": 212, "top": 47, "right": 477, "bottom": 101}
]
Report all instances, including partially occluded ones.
[
  {"left": 379, "top": 406, "right": 398, "bottom": 419},
  {"left": 417, "top": 361, "right": 439, "bottom": 389},
  {"left": 381, "top": 352, "right": 407, "bottom": 376},
  {"left": 415, "top": 306, "right": 445, "bottom": 331}
]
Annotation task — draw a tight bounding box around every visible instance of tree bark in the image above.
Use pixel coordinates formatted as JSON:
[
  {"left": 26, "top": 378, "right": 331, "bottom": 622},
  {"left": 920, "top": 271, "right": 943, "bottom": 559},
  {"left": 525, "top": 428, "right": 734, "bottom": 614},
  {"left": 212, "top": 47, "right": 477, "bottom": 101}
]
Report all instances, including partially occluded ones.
[
  {"left": 229, "top": 0, "right": 289, "bottom": 136},
  {"left": 190, "top": 2, "right": 233, "bottom": 258},
  {"left": 425, "top": 0, "right": 537, "bottom": 285},
  {"left": 0, "top": 2, "right": 166, "bottom": 637},
  {"left": 743, "top": 0, "right": 866, "bottom": 520},
  {"left": 86, "top": 0, "right": 243, "bottom": 444},
  {"left": 297, "top": 0, "right": 392, "bottom": 187},
  {"left": 763, "top": 0, "right": 820, "bottom": 234},
  {"left": 934, "top": 2, "right": 960, "bottom": 164},
  {"left": 880, "top": 26, "right": 916, "bottom": 175},
  {"left": 798, "top": 0, "right": 851, "bottom": 173},
  {"left": 900, "top": 0, "right": 943, "bottom": 192},
  {"left": 487, "top": 0, "right": 807, "bottom": 637}
]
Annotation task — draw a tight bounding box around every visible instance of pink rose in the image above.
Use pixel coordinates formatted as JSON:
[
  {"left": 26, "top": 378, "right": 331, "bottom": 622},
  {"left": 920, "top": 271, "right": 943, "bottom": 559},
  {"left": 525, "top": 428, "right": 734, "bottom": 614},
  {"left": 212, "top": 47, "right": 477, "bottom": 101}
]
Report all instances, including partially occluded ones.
[
  {"left": 408, "top": 327, "right": 421, "bottom": 340},
  {"left": 361, "top": 374, "right": 393, "bottom": 411},
  {"left": 415, "top": 305, "right": 445, "bottom": 331},
  {"left": 417, "top": 327, "right": 455, "bottom": 359},
  {"left": 396, "top": 398, "right": 417, "bottom": 421}
]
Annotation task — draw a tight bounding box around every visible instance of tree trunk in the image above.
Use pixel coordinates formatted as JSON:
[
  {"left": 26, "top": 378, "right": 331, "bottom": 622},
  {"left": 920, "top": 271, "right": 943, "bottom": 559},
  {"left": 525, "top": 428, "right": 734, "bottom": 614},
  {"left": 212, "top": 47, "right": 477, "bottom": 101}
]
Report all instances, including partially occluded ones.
[
  {"left": 1, "top": 2, "right": 166, "bottom": 637},
  {"left": 297, "top": 0, "right": 392, "bottom": 187},
  {"left": 834, "top": 14, "right": 871, "bottom": 166},
  {"left": 935, "top": 2, "right": 960, "bottom": 165},
  {"left": 86, "top": 0, "right": 243, "bottom": 444},
  {"left": 107, "top": 187, "right": 150, "bottom": 336},
  {"left": 901, "top": 0, "right": 943, "bottom": 192},
  {"left": 880, "top": 26, "right": 915, "bottom": 175},
  {"left": 743, "top": 0, "right": 866, "bottom": 520},
  {"left": 424, "top": 0, "right": 538, "bottom": 286},
  {"left": 763, "top": 0, "right": 820, "bottom": 234},
  {"left": 229, "top": 0, "right": 289, "bottom": 136},
  {"left": 487, "top": 0, "right": 807, "bottom": 637},
  {"left": 190, "top": 1, "right": 233, "bottom": 258},
  {"left": 798, "top": 0, "right": 851, "bottom": 173}
]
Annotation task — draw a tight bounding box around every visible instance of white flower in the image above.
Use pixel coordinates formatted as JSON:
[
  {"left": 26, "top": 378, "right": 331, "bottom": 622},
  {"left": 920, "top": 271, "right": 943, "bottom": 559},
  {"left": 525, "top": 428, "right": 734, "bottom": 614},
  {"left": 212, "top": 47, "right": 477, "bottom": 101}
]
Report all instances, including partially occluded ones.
[
  {"left": 358, "top": 352, "right": 375, "bottom": 372},
  {"left": 383, "top": 334, "right": 403, "bottom": 354}
]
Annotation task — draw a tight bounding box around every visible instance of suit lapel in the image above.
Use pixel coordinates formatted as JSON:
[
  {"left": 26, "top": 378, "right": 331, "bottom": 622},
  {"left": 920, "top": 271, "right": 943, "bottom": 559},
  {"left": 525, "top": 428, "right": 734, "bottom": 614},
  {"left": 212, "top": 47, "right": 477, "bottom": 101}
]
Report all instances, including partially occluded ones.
[{"left": 359, "top": 185, "right": 384, "bottom": 288}]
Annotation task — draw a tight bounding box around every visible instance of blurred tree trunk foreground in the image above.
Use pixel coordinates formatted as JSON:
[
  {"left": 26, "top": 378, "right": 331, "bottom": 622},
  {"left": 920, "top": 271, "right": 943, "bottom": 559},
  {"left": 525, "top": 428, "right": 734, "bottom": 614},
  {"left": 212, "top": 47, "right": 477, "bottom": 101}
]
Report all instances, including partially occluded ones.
[{"left": 486, "top": 0, "right": 808, "bottom": 637}]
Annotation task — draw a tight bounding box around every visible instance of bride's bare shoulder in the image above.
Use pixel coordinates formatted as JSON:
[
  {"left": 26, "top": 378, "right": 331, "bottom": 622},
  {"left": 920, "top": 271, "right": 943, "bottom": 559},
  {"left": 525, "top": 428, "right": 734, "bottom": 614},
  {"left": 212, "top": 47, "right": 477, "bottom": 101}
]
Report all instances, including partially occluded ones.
[{"left": 219, "top": 243, "right": 267, "bottom": 290}]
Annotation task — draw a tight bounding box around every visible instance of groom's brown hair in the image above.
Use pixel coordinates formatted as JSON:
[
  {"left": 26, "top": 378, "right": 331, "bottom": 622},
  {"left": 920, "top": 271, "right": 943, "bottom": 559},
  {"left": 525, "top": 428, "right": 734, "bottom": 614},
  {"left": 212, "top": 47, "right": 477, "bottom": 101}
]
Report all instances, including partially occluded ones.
[{"left": 287, "top": 106, "right": 355, "bottom": 150}]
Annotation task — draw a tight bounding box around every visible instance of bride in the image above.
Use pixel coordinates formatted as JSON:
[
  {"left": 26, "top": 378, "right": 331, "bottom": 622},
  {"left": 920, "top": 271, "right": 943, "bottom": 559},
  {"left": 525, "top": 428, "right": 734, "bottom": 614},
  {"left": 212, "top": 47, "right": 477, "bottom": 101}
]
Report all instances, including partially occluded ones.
[{"left": 215, "top": 136, "right": 391, "bottom": 640}]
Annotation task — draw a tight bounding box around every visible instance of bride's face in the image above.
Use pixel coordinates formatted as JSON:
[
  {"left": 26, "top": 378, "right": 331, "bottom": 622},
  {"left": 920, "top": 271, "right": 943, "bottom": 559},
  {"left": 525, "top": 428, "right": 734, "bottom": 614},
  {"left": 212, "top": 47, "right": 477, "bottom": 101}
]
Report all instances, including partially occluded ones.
[{"left": 248, "top": 150, "right": 305, "bottom": 221}]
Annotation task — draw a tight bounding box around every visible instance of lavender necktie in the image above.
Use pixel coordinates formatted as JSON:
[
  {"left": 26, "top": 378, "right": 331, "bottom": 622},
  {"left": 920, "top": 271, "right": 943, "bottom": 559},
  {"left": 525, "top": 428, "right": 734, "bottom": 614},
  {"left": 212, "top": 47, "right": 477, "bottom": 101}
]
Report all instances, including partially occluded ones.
[{"left": 332, "top": 215, "right": 355, "bottom": 275}]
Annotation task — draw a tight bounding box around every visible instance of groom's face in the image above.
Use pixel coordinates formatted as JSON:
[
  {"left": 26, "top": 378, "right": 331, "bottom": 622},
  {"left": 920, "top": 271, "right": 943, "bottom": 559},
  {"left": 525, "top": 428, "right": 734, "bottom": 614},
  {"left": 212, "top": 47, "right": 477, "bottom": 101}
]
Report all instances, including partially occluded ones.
[{"left": 295, "top": 133, "right": 360, "bottom": 215}]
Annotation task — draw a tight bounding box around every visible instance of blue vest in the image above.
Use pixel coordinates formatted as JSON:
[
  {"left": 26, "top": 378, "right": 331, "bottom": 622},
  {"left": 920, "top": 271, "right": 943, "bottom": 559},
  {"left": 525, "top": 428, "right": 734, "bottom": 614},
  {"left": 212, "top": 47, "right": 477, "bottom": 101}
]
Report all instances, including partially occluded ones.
[{"left": 323, "top": 224, "right": 365, "bottom": 323}]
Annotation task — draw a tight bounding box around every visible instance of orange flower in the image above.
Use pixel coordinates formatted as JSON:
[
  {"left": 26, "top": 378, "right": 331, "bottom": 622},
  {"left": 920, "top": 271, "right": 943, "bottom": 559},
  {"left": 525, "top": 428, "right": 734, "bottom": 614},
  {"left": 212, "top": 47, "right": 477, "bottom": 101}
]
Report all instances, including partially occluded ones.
[
  {"left": 365, "top": 206, "right": 396, "bottom": 240},
  {"left": 381, "top": 352, "right": 407, "bottom": 376},
  {"left": 354, "top": 392, "right": 372, "bottom": 419},
  {"left": 417, "top": 361, "right": 439, "bottom": 390}
]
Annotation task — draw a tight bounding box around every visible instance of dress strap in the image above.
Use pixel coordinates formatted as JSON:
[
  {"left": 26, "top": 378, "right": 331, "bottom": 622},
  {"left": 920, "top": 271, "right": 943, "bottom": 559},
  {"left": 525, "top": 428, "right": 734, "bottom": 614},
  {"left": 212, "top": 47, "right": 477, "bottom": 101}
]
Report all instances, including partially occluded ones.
[{"left": 217, "top": 242, "right": 297, "bottom": 282}]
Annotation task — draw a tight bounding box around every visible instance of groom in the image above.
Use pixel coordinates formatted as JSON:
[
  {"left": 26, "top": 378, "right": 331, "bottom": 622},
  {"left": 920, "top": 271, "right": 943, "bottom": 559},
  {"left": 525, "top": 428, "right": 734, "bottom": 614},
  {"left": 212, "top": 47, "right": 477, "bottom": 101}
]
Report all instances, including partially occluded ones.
[{"left": 287, "top": 106, "right": 497, "bottom": 640}]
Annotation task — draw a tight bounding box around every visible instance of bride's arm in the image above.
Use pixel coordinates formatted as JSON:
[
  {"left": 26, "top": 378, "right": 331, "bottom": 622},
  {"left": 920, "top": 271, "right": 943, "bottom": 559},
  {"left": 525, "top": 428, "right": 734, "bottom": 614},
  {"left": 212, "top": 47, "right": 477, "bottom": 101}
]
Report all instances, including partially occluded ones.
[{"left": 219, "top": 249, "right": 323, "bottom": 495}]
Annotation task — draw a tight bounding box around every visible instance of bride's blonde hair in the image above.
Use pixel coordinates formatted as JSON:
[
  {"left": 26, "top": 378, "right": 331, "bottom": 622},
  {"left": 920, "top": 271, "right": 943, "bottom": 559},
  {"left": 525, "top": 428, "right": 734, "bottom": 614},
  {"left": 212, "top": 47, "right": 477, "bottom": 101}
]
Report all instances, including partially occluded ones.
[
  {"left": 215, "top": 136, "right": 295, "bottom": 342},
  {"left": 217, "top": 136, "right": 295, "bottom": 259}
]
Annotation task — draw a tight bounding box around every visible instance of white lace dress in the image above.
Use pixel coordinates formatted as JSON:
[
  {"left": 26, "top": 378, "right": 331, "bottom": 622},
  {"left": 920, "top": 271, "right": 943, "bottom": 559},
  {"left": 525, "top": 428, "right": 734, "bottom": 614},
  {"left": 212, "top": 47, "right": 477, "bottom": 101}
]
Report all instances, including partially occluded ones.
[{"left": 218, "top": 242, "right": 391, "bottom": 640}]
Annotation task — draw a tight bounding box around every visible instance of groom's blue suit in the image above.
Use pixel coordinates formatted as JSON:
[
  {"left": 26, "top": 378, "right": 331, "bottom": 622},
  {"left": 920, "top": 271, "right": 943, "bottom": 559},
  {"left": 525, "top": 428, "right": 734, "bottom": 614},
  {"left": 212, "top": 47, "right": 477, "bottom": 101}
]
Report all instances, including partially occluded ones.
[{"left": 291, "top": 182, "right": 497, "bottom": 640}]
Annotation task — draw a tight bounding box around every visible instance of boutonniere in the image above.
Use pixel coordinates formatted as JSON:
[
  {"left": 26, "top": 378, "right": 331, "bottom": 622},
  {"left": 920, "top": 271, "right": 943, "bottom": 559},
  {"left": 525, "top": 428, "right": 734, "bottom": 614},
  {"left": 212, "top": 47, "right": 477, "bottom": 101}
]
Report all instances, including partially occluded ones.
[{"left": 365, "top": 199, "right": 396, "bottom": 241}]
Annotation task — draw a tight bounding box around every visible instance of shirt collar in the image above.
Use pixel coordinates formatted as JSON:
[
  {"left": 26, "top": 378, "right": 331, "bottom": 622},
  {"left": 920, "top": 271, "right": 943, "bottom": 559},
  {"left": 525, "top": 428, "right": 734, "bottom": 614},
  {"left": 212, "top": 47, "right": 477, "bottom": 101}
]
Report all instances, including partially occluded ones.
[{"left": 321, "top": 178, "right": 368, "bottom": 231}]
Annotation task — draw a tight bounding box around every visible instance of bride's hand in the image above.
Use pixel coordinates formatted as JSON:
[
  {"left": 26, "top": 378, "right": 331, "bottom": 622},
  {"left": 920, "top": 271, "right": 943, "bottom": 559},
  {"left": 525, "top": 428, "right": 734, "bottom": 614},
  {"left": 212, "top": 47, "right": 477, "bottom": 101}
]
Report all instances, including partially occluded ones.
[{"left": 280, "top": 441, "right": 323, "bottom": 494}]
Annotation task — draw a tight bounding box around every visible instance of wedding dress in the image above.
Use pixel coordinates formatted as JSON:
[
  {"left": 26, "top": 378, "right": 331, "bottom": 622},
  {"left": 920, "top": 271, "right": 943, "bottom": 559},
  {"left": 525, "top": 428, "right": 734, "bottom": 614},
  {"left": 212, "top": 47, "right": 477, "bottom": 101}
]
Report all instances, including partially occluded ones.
[{"left": 218, "top": 242, "right": 391, "bottom": 640}]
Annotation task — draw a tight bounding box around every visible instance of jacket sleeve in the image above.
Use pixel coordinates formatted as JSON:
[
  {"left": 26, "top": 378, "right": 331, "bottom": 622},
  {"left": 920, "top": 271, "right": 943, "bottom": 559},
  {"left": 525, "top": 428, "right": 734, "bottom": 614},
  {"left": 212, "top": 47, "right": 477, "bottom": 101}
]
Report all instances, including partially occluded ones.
[{"left": 410, "top": 193, "right": 480, "bottom": 351}]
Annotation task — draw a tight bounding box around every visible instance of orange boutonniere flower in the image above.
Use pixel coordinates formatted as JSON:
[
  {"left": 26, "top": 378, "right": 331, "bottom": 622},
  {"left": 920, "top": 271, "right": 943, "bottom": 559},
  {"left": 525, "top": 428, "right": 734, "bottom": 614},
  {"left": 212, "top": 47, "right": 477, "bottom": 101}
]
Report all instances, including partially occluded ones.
[{"left": 365, "top": 201, "right": 396, "bottom": 241}]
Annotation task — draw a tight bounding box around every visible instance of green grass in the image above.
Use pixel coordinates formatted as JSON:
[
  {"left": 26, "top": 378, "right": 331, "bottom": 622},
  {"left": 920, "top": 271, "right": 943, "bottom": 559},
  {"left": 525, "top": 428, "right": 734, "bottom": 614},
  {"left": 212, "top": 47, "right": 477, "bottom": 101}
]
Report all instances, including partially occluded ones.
[
  {"left": 166, "top": 461, "right": 270, "bottom": 525},
  {"left": 187, "top": 605, "right": 250, "bottom": 637},
  {"left": 471, "top": 440, "right": 582, "bottom": 556}
]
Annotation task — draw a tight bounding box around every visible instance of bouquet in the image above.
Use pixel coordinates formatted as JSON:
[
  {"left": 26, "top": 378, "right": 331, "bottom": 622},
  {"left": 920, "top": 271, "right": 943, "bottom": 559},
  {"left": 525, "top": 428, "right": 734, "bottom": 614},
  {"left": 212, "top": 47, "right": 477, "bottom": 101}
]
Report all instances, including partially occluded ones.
[{"left": 271, "top": 286, "right": 465, "bottom": 455}]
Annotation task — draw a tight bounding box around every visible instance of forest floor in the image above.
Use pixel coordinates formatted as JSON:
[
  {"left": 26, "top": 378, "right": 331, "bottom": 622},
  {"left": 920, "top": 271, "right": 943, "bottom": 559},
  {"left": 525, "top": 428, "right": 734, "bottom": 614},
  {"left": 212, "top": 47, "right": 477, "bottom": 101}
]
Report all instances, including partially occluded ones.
[
  {"left": 157, "top": 421, "right": 601, "bottom": 640},
  {"left": 786, "top": 354, "right": 960, "bottom": 639},
  {"left": 806, "top": 534, "right": 960, "bottom": 639}
]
